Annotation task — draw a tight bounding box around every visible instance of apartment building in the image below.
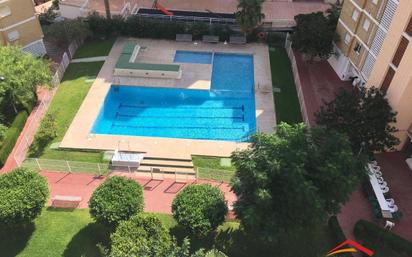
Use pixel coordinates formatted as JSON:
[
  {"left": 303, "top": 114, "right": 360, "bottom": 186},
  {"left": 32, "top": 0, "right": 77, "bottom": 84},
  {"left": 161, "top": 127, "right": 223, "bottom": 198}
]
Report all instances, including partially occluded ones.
[
  {"left": 0, "top": 0, "right": 46, "bottom": 56},
  {"left": 329, "top": 0, "right": 412, "bottom": 159}
]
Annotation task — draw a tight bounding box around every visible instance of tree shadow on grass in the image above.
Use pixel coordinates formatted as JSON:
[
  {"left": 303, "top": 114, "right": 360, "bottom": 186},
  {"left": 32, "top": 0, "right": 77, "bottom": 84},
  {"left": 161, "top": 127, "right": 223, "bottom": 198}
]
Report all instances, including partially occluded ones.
[
  {"left": 63, "top": 222, "right": 111, "bottom": 257},
  {"left": 0, "top": 222, "right": 35, "bottom": 257}
]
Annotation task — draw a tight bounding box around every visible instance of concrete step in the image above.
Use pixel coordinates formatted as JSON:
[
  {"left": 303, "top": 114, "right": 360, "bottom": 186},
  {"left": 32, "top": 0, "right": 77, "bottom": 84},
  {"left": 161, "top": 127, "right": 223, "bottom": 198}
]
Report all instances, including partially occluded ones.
[
  {"left": 137, "top": 165, "right": 195, "bottom": 175},
  {"left": 140, "top": 159, "right": 194, "bottom": 169}
]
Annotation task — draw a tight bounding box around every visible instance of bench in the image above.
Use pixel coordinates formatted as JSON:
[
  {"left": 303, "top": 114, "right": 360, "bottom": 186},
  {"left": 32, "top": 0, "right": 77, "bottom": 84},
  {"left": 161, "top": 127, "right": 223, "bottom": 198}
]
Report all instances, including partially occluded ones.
[
  {"left": 176, "top": 34, "right": 193, "bottom": 42},
  {"left": 230, "top": 35, "right": 247, "bottom": 45},
  {"left": 202, "top": 35, "right": 219, "bottom": 43},
  {"left": 51, "top": 195, "right": 82, "bottom": 208}
]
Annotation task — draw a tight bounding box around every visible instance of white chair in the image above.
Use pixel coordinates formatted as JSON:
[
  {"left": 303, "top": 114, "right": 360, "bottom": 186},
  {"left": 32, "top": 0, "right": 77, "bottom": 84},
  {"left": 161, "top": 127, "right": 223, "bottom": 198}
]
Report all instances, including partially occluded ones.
[
  {"left": 375, "top": 171, "right": 383, "bottom": 177},
  {"left": 384, "top": 220, "right": 395, "bottom": 230},
  {"left": 372, "top": 166, "right": 381, "bottom": 172},
  {"left": 381, "top": 186, "right": 389, "bottom": 194},
  {"left": 386, "top": 198, "right": 395, "bottom": 207},
  {"left": 390, "top": 204, "right": 399, "bottom": 213},
  {"left": 379, "top": 181, "right": 388, "bottom": 187},
  {"left": 370, "top": 160, "right": 378, "bottom": 166},
  {"left": 377, "top": 177, "right": 384, "bottom": 183}
]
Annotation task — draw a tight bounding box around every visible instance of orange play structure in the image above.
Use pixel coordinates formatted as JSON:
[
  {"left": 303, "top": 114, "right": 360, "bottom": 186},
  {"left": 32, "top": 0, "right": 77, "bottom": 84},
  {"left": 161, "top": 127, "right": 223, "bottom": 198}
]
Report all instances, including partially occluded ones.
[{"left": 152, "top": 0, "right": 174, "bottom": 16}]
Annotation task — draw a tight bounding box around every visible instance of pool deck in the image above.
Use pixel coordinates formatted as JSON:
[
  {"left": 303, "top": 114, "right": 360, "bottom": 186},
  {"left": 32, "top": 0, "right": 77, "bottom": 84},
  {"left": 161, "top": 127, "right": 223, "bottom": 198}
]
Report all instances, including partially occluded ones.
[{"left": 60, "top": 38, "right": 275, "bottom": 159}]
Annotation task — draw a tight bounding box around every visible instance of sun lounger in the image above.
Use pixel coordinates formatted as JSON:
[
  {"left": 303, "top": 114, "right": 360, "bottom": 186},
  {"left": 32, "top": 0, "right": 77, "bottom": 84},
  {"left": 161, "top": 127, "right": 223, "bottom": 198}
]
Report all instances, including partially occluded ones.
[
  {"left": 229, "top": 35, "right": 247, "bottom": 45},
  {"left": 202, "top": 35, "right": 219, "bottom": 43},
  {"left": 176, "top": 34, "right": 193, "bottom": 42}
]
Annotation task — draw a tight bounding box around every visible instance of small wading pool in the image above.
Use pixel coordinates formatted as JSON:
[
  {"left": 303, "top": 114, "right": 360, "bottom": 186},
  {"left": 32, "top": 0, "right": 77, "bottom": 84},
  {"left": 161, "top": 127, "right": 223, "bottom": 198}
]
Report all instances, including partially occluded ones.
[{"left": 92, "top": 51, "right": 256, "bottom": 142}]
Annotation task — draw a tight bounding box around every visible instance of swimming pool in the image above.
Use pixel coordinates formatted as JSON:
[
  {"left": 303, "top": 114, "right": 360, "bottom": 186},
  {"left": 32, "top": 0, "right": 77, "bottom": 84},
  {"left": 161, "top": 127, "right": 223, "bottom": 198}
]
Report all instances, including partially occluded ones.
[
  {"left": 92, "top": 52, "right": 256, "bottom": 142},
  {"left": 174, "top": 50, "right": 212, "bottom": 64}
]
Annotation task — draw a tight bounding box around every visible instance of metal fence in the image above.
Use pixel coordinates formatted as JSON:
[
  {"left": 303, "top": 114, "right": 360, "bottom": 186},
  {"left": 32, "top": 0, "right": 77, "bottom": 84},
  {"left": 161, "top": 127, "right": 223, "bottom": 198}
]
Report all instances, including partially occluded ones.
[
  {"left": 22, "top": 158, "right": 199, "bottom": 182},
  {"left": 12, "top": 39, "right": 84, "bottom": 167},
  {"left": 284, "top": 33, "right": 310, "bottom": 126}
]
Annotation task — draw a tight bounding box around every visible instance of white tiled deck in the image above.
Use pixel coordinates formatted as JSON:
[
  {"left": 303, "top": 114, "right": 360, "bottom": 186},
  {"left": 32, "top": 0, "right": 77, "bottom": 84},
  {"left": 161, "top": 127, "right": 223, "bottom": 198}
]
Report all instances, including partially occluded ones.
[{"left": 60, "top": 38, "right": 275, "bottom": 159}]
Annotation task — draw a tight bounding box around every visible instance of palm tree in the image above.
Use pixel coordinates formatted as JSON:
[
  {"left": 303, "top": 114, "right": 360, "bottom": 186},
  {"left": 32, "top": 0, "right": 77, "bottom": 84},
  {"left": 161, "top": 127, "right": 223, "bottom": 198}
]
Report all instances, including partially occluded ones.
[
  {"left": 103, "top": 0, "right": 111, "bottom": 19},
  {"left": 236, "top": 0, "right": 265, "bottom": 34}
]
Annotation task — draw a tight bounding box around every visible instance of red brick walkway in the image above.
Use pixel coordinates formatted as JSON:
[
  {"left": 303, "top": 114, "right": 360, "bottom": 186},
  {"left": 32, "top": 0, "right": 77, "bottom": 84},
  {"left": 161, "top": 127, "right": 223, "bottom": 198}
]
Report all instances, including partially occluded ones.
[
  {"left": 43, "top": 171, "right": 236, "bottom": 214},
  {"left": 294, "top": 53, "right": 352, "bottom": 126},
  {"left": 338, "top": 152, "right": 412, "bottom": 242},
  {"left": 0, "top": 87, "right": 51, "bottom": 173}
]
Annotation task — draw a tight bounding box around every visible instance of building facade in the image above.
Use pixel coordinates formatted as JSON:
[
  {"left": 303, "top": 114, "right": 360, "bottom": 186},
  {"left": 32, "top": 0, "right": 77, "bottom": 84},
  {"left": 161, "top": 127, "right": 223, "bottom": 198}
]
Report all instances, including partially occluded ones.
[
  {"left": 0, "top": 0, "right": 46, "bottom": 56},
  {"left": 329, "top": 0, "right": 412, "bottom": 157}
]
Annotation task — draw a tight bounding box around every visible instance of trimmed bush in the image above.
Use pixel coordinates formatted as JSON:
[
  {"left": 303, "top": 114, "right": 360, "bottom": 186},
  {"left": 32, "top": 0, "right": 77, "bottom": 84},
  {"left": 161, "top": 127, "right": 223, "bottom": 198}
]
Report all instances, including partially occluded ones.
[
  {"left": 29, "top": 113, "right": 57, "bottom": 156},
  {"left": 0, "top": 111, "right": 28, "bottom": 167},
  {"left": 172, "top": 184, "right": 228, "bottom": 236},
  {"left": 110, "top": 214, "right": 172, "bottom": 257},
  {"left": 89, "top": 176, "right": 144, "bottom": 227},
  {"left": 0, "top": 167, "right": 49, "bottom": 225},
  {"left": 354, "top": 219, "right": 412, "bottom": 256}
]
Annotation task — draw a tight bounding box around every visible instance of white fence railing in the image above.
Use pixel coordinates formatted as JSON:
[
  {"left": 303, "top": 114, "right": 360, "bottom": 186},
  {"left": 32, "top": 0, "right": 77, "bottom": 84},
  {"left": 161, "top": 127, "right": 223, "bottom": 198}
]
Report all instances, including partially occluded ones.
[
  {"left": 13, "top": 39, "right": 84, "bottom": 167},
  {"left": 285, "top": 33, "right": 310, "bottom": 127},
  {"left": 22, "top": 158, "right": 198, "bottom": 181}
]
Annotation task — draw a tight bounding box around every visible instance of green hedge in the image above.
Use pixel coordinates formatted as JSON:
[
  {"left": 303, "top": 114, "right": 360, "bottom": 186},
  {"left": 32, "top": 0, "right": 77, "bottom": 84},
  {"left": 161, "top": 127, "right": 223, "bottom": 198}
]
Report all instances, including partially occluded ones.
[
  {"left": 354, "top": 219, "right": 412, "bottom": 256},
  {"left": 87, "top": 13, "right": 234, "bottom": 42},
  {"left": 0, "top": 111, "right": 28, "bottom": 167},
  {"left": 328, "top": 216, "right": 353, "bottom": 257}
]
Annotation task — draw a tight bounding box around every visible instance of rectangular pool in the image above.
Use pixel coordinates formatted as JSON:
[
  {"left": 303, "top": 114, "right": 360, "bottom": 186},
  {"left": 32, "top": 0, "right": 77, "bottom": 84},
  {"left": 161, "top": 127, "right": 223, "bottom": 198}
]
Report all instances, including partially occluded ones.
[
  {"left": 92, "top": 52, "right": 256, "bottom": 142},
  {"left": 174, "top": 50, "right": 213, "bottom": 64}
]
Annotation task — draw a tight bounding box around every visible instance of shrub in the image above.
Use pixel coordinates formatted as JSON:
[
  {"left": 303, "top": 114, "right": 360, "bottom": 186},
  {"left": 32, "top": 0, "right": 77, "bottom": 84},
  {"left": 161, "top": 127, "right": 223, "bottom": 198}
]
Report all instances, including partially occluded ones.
[
  {"left": 354, "top": 219, "right": 412, "bottom": 256},
  {"left": 0, "top": 167, "right": 49, "bottom": 225},
  {"left": 110, "top": 214, "right": 172, "bottom": 256},
  {"left": 172, "top": 184, "right": 227, "bottom": 236},
  {"left": 0, "top": 111, "right": 28, "bottom": 167},
  {"left": 328, "top": 216, "right": 347, "bottom": 244},
  {"left": 89, "top": 176, "right": 144, "bottom": 227},
  {"left": 29, "top": 113, "right": 57, "bottom": 156},
  {"left": 43, "top": 18, "right": 91, "bottom": 46}
]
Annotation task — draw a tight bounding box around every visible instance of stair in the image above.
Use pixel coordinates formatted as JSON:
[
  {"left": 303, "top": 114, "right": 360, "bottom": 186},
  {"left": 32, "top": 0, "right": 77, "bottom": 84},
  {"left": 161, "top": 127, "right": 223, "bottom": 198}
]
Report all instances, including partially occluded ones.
[{"left": 137, "top": 156, "right": 195, "bottom": 177}]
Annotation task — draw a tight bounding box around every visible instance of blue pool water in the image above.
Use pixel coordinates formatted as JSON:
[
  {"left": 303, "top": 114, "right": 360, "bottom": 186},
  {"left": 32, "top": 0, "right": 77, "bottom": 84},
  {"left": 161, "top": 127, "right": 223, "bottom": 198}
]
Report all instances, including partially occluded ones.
[
  {"left": 174, "top": 51, "right": 213, "bottom": 64},
  {"left": 92, "top": 52, "right": 256, "bottom": 142}
]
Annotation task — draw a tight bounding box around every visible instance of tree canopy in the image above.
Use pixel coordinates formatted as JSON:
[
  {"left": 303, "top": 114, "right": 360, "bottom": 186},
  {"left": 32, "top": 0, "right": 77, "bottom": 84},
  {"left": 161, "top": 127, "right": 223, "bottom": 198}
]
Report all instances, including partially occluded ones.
[
  {"left": 0, "top": 46, "right": 50, "bottom": 118},
  {"left": 172, "top": 184, "right": 228, "bottom": 237},
  {"left": 291, "top": 12, "right": 337, "bottom": 60},
  {"left": 0, "top": 167, "right": 49, "bottom": 225},
  {"left": 89, "top": 176, "right": 144, "bottom": 227},
  {"left": 43, "top": 18, "right": 91, "bottom": 46},
  {"left": 315, "top": 87, "right": 399, "bottom": 157},
  {"left": 230, "top": 123, "right": 365, "bottom": 240},
  {"left": 236, "top": 0, "right": 264, "bottom": 34}
]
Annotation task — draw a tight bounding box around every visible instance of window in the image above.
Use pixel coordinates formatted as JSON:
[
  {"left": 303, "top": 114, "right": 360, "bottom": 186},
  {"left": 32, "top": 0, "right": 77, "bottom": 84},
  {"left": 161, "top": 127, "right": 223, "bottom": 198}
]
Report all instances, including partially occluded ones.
[
  {"left": 372, "top": 0, "right": 379, "bottom": 5},
  {"left": 392, "top": 36, "right": 409, "bottom": 67},
  {"left": 363, "top": 19, "right": 371, "bottom": 31},
  {"left": 381, "top": 67, "right": 395, "bottom": 93},
  {"left": 7, "top": 30, "right": 19, "bottom": 41},
  {"left": 0, "top": 6, "right": 11, "bottom": 18},
  {"left": 352, "top": 10, "right": 360, "bottom": 21},
  {"left": 406, "top": 16, "right": 412, "bottom": 36},
  {"left": 354, "top": 43, "right": 362, "bottom": 54},
  {"left": 344, "top": 33, "right": 351, "bottom": 45}
]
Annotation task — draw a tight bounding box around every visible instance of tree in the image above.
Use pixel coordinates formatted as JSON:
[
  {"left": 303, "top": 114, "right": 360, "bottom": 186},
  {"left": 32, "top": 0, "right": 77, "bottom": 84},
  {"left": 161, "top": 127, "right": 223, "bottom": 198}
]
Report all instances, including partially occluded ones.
[
  {"left": 315, "top": 87, "right": 399, "bottom": 157},
  {"left": 29, "top": 113, "right": 57, "bottom": 156},
  {"left": 110, "top": 214, "right": 172, "bottom": 257},
  {"left": 89, "top": 176, "right": 144, "bottom": 227},
  {"left": 230, "top": 123, "right": 365, "bottom": 240},
  {"left": 104, "top": 0, "right": 111, "bottom": 20},
  {"left": 0, "top": 46, "right": 50, "bottom": 117},
  {"left": 291, "top": 12, "right": 337, "bottom": 60},
  {"left": 43, "top": 18, "right": 91, "bottom": 46},
  {"left": 326, "top": 0, "right": 343, "bottom": 28},
  {"left": 172, "top": 184, "right": 228, "bottom": 237},
  {"left": 236, "top": 0, "right": 264, "bottom": 34},
  {"left": 0, "top": 167, "right": 49, "bottom": 225}
]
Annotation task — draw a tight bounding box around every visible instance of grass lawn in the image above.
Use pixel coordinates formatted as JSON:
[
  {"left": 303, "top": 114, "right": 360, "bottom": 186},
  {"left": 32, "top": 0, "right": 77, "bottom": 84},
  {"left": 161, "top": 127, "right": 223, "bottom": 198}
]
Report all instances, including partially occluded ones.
[
  {"left": 0, "top": 209, "right": 340, "bottom": 257},
  {"left": 269, "top": 47, "right": 302, "bottom": 124},
  {"left": 192, "top": 155, "right": 236, "bottom": 182},
  {"left": 73, "top": 38, "right": 116, "bottom": 59},
  {"left": 29, "top": 62, "right": 105, "bottom": 163}
]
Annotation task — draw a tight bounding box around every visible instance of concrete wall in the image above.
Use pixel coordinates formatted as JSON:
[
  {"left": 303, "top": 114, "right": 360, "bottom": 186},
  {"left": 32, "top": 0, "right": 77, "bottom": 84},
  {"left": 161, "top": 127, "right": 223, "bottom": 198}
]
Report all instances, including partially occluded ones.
[
  {"left": 59, "top": 4, "right": 85, "bottom": 19},
  {"left": 114, "top": 68, "right": 182, "bottom": 79}
]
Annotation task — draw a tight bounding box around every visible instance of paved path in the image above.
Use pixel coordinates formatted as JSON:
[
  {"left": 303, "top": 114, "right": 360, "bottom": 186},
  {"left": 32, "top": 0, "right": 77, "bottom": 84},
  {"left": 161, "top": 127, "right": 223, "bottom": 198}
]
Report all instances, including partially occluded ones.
[
  {"left": 0, "top": 87, "right": 52, "bottom": 173},
  {"left": 43, "top": 171, "right": 236, "bottom": 214},
  {"left": 71, "top": 56, "right": 107, "bottom": 63}
]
